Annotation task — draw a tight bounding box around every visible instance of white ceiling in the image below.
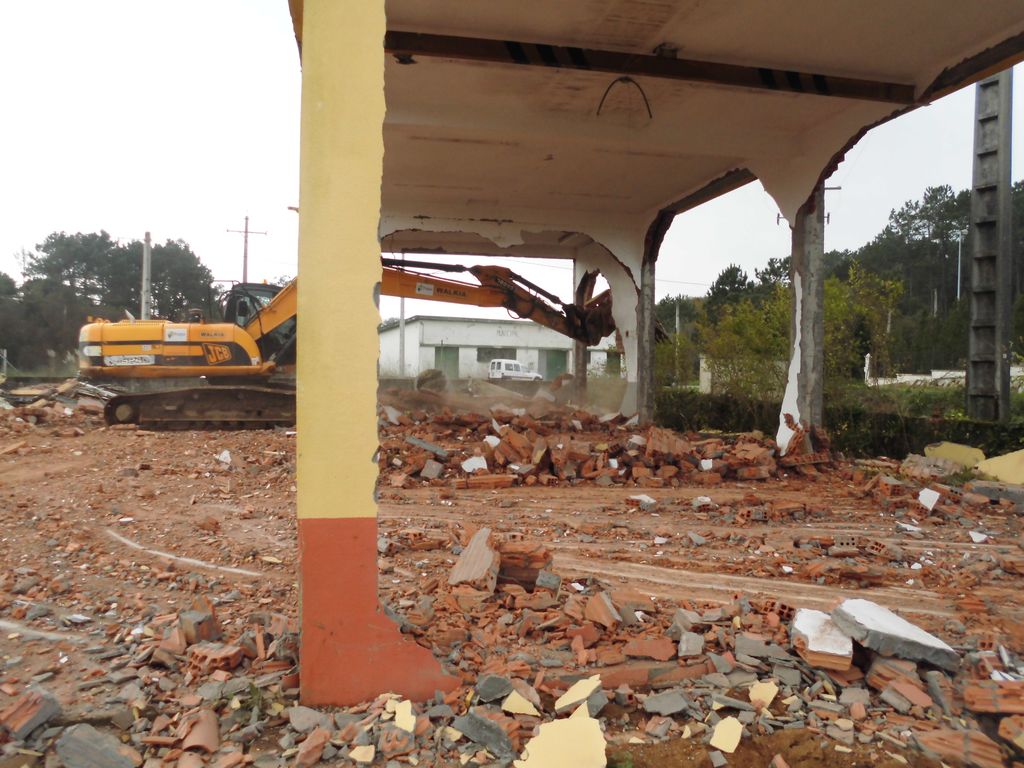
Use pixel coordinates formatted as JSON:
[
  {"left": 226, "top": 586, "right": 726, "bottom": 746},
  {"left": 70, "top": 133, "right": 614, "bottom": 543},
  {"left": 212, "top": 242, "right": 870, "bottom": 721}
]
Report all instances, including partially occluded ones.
[{"left": 294, "top": 1, "right": 1024, "bottom": 256}]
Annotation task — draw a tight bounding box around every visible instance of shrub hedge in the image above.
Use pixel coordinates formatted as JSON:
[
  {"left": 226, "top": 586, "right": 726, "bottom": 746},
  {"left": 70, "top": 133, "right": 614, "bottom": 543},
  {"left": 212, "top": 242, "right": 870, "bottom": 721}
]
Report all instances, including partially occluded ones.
[{"left": 654, "top": 388, "right": 1024, "bottom": 458}]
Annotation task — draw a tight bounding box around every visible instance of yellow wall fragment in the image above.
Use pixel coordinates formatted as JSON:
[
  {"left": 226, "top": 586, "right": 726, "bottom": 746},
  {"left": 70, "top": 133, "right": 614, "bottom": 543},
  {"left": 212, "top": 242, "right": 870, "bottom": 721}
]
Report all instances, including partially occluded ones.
[
  {"left": 502, "top": 690, "right": 541, "bottom": 717},
  {"left": 349, "top": 745, "right": 376, "bottom": 763},
  {"left": 925, "top": 441, "right": 985, "bottom": 469},
  {"left": 513, "top": 716, "right": 607, "bottom": 767},
  {"left": 710, "top": 716, "right": 743, "bottom": 753},
  {"left": 554, "top": 675, "right": 602, "bottom": 712},
  {"left": 394, "top": 699, "right": 416, "bottom": 733},
  {"left": 977, "top": 448, "right": 1024, "bottom": 484},
  {"left": 748, "top": 680, "right": 779, "bottom": 710}
]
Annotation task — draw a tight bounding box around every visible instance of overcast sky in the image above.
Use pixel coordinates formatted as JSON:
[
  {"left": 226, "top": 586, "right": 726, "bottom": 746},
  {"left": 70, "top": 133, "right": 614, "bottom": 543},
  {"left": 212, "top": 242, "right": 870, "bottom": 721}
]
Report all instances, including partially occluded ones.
[{"left": 2, "top": 2, "right": 1023, "bottom": 324}]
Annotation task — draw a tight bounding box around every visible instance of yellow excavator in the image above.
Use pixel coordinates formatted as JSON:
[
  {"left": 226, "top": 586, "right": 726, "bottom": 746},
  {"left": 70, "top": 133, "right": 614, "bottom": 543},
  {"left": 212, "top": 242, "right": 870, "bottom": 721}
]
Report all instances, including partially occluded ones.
[{"left": 79, "top": 259, "right": 617, "bottom": 427}]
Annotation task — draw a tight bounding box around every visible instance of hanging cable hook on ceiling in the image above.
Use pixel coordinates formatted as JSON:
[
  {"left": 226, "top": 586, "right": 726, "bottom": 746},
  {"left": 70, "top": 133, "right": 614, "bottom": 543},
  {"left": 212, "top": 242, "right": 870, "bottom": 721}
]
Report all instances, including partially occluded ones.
[{"left": 596, "top": 76, "right": 653, "bottom": 119}]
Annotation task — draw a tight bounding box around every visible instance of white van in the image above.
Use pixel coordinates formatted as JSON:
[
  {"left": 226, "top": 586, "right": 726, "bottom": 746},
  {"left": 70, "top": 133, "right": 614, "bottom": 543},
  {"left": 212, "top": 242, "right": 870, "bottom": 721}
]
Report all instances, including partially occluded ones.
[{"left": 488, "top": 358, "right": 542, "bottom": 381}]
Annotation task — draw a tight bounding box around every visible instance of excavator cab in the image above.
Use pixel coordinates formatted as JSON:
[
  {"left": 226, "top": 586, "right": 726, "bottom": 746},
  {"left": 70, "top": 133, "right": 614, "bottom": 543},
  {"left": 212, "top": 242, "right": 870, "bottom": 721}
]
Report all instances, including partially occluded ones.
[{"left": 221, "top": 283, "right": 283, "bottom": 327}]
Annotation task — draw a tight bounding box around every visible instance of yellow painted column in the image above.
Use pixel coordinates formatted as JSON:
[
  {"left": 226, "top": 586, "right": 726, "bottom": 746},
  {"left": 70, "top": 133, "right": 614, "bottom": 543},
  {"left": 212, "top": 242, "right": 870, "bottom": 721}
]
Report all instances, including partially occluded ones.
[{"left": 296, "top": 0, "right": 457, "bottom": 705}]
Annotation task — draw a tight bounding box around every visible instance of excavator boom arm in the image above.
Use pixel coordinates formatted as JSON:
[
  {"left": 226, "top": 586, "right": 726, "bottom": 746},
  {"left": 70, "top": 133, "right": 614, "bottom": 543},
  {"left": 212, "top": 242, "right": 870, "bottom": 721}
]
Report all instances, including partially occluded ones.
[
  {"left": 380, "top": 259, "right": 616, "bottom": 346},
  {"left": 243, "top": 280, "right": 298, "bottom": 340},
  {"left": 380, "top": 267, "right": 507, "bottom": 308}
]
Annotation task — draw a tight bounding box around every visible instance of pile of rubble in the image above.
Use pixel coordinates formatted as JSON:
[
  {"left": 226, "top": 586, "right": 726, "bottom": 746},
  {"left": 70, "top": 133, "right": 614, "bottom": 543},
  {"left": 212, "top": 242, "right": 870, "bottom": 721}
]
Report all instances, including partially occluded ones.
[
  {"left": 378, "top": 399, "right": 824, "bottom": 491},
  {"left": 4, "top": 519, "right": 1023, "bottom": 766},
  {"left": 0, "top": 378, "right": 105, "bottom": 437},
  {"left": 4, "top": 393, "right": 1024, "bottom": 766}
]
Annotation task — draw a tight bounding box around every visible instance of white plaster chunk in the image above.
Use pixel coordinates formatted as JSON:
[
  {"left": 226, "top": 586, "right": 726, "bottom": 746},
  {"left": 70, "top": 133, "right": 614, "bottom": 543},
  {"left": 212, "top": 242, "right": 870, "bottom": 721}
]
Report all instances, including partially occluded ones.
[
  {"left": 383, "top": 405, "right": 402, "bottom": 425},
  {"left": 830, "top": 599, "right": 959, "bottom": 671},
  {"left": 461, "top": 455, "right": 489, "bottom": 473},
  {"left": 917, "top": 488, "right": 940, "bottom": 511},
  {"left": 791, "top": 608, "right": 853, "bottom": 662},
  {"left": 483, "top": 435, "right": 501, "bottom": 449},
  {"left": 513, "top": 715, "right": 606, "bottom": 767}
]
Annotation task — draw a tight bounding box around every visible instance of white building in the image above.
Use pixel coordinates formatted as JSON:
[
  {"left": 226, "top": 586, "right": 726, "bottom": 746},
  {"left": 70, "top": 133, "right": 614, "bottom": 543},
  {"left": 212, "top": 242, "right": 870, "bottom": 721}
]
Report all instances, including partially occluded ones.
[{"left": 378, "top": 315, "right": 621, "bottom": 381}]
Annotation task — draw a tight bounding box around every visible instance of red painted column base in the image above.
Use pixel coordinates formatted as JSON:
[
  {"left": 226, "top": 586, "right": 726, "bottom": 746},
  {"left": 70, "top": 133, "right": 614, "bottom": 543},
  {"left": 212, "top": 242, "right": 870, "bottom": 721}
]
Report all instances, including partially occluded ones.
[{"left": 298, "top": 517, "right": 459, "bottom": 705}]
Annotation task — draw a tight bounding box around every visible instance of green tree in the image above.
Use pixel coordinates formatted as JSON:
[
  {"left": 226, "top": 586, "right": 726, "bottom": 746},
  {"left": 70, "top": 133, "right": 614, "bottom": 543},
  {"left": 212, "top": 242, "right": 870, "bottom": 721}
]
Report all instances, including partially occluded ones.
[
  {"left": 699, "top": 286, "right": 790, "bottom": 400},
  {"left": 109, "top": 239, "right": 214, "bottom": 319},
  {"left": 705, "top": 264, "right": 753, "bottom": 322},
  {"left": 0, "top": 272, "right": 16, "bottom": 298},
  {"left": 26, "top": 231, "right": 118, "bottom": 301},
  {"left": 654, "top": 294, "right": 703, "bottom": 386},
  {"left": 3, "top": 231, "right": 215, "bottom": 369}
]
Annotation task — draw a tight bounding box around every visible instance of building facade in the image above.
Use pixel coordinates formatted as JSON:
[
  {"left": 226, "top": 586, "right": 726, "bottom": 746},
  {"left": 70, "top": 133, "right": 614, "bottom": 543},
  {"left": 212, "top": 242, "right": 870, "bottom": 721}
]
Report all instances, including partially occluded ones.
[{"left": 379, "top": 315, "right": 620, "bottom": 381}]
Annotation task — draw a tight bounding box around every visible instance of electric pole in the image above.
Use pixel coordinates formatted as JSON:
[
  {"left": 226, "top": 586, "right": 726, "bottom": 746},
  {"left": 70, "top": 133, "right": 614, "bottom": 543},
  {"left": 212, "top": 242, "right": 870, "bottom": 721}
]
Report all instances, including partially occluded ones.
[
  {"left": 967, "top": 70, "right": 1014, "bottom": 421},
  {"left": 227, "top": 216, "right": 268, "bottom": 283},
  {"left": 141, "top": 231, "right": 152, "bottom": 320}
]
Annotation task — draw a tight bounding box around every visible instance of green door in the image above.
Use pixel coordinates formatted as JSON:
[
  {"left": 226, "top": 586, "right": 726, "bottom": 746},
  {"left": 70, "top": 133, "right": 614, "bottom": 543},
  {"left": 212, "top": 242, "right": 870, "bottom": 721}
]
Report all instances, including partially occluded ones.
[
  {"left": 542, "top": 349, "right": 567, "bottom": 380},
  {"left": 434, "top": 346, "right": 459, "bottom": 380}
]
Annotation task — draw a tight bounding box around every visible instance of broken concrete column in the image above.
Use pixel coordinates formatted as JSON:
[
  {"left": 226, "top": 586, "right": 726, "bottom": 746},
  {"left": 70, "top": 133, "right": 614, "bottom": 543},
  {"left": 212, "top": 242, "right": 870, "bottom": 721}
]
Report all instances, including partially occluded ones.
[
  {"left": 777, "top": 184, "right": 824, "bottom": 453},
  {"left": 637, "top": 255, "right": 657, "bottom": 424},
  {"left": 572, "top": 259, "right": 591, "bottom": 400},
  {"left": 573, "top": 238, "right": 641, "bottom": 416}
]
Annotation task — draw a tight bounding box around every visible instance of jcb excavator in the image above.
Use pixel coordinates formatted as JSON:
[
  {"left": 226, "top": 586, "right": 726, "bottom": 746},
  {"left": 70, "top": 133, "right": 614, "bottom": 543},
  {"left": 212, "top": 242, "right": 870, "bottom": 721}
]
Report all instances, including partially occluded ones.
[{"left": 79, "top": 259, "right": 616, "bottom": 428}]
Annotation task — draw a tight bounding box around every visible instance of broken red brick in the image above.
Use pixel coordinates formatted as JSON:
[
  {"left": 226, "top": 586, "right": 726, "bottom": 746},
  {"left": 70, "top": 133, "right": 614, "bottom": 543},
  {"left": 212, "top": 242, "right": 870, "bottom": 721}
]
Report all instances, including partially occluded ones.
[
  {"left": 623, "top": 637, "right": 676, "bottom": 662},
  {"left": 0, "top": 688, "right": 60, "bottom": 740},
  {"left": 963, "top": 680, "right": 1024, "bottom": 714},
  {"left": 584, "top": 592, "right": 622, "bottom": 630},
  {"left": 295, "top": 726, "right": 332, "bottom": 767},
  {"left": 916, "top": 728, "right": 1005, "bottom": 768},
  {"left": 188, "top": 643, "right": 243, "bottom": 676}
]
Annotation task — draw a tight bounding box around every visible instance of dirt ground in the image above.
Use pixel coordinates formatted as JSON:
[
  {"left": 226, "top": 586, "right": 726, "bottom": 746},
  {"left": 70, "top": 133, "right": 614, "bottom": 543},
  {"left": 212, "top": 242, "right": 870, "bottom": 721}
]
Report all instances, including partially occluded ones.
[{"left": 1, "top": 420, "right": 1022, "bottom": 765}]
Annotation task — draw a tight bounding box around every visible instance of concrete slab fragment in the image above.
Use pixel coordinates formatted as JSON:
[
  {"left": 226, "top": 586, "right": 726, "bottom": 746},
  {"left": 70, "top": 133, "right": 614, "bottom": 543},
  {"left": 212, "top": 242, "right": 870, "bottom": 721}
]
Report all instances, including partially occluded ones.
[
  {"left": 642, "top": 690, "right": 690, "bottom": 716},
  {"left": 831, "top": 599, "right": 959, "bottom": 671}
]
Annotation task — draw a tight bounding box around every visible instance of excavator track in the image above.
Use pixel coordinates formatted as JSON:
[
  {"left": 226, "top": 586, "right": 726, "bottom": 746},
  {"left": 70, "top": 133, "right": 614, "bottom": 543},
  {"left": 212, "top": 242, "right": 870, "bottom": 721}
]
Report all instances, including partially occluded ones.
[{"left": 104, "top": 386, "right": 295, "bottom": 429}]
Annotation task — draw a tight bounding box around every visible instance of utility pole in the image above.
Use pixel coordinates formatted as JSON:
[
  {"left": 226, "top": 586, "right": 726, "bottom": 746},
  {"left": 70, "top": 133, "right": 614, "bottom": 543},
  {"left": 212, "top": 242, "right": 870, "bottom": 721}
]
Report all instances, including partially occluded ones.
[
  {"left": 967, "top": 70, "right": 1013, "bottom": 421},
  {"left": 141, "top": 231, "right": 152, "bottom": 320},
  {"left": 398, "top": 252, "right": 406, "bottom": 377},
  {"left": 674, "top": 299, "right": 681, "bottom": 385},
  {"left": 227, "top": 216, "right": 268, "bottom": 283}
]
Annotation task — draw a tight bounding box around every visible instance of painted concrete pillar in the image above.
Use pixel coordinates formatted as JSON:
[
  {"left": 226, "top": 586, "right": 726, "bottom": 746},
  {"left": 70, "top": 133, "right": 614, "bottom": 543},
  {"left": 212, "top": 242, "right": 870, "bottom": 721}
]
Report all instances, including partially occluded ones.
[
  {"left": 296, "top": 0, "right": 457, "bottom": 706},
  {"left": 636, "top": 256, "right": 657, "bottom": 423},
  {"left": 777, "top": 184, "right": 825, "bottom": 453}
]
